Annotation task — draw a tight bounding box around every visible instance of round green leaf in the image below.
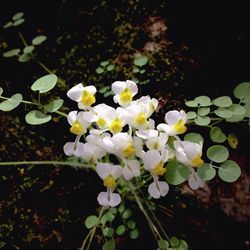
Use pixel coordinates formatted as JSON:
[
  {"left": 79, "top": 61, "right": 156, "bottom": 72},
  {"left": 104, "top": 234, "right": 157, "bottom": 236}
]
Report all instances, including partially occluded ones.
[
  {"left": 197, "top": 163, "right": 216, "bottom": 180},
  {"left": 213, "top": 96, "right": 232, "bottom": 107},
  {"left": 13, "top": 18, "right": 25, "bottom": 26},
  {"left": 197, "top": 107, "right": 210, "bottom": 116},
  {"left": 184, "top": 132, "right": 204, "bottom": 144},
  {"left": 3, "top": 49, "right": 20, "bottom": 58},
  {"left": 214, "top": 108, "right": 233, "bottom": 118},
  {"left": 100, "top": 61, "right": 109, "bottom": 67},
  {"left": 210, "top": 126, "right": 226, "bottom": 143},
  {"left": 140, "top": 69, "right": 146, "bottom": 74},
  {"left": 0, "top": 93, "right": 22, "bottom": 111},
  {"left": 185, "top": 100, "right": 198, "bottom": 107},
  {"left": 103, "top": 239, "right": 115, "bottom": 250},
  {"left": 207, "top": 145, "right": 229, "bottom": 163},
  {"left": 23, "top": 45, "right": 35, "bottom": 54},
  {"left": 107, "top": 64, "right": 115, "bottom": 71},
  {"left": 234, "top": 82, "right": 250, "bottom": 103},
  {"left": 116, "top": 225, "right": 125, "bottom": 236},
  {"left": 133, "top": 55, "right": 148, "bottom": 67},
  {"left": 31, "top": 74, "right": 57, "bottom": 93},
  {"left": 12, "top": 12, "right": 24, "bottom": 20},
  {"left": 244, "top": 104, "right": 250, "bottom": 118},
  {"left": 195, "top": 96, "right": 211, "bottom": 106},
  {"left": 130, "top": 229, "right": 139, "bottom": 239},
  {"left": 178, "top": 240, "right": 188, "bottom": 250},
  {"left": 103, "top": 227, "right": 114, "bottom": 237},
  {"left": 100, "top": 211, "right": 115, "bottom": 225},
  {"left": 96, "top": 67, "right": 104, "bottom": 74},
  {"left": 158, "top": 239, "right": 169, "bottom": 249},
  {"left": 165, "top": 161, "right": 190, "bottom": 185},
  {"left": 32, "top": 35, "right": 47, "bottom": 45},
  {"left": 3, "top": 21, "right": 13, "bottom": 28},
  {"left": 45, "top": 99, "right": 64, "bottom": 113},
  {"left": 84, "top": 215, "right": 98, "bottom": 229},
  {"left": 194, "top": 115, "right": 210, "bottom": 126},
  {"left": 18, "top": 53, "right": 31, "bottom": 62},
  {"left": 226, "top": 104, "right": 246, "bottom": 122},
  {"left": 186, "top": 111, "right": 196, "bottom": 119},
  {"left": 127, "top": 220, "right": 136, "bottom": 230},
  {"left": 25, "top": 110, "right": 52, "bottom": 125},
  {"left": 170, "top": 236, "right": 179, "bottom": 247},
  {"left": 218, "top": 160, "right": 241, "bottom": 182},
  {"left": 0, "top": 87, "right": 3, "bottom": 96},
  {"left": 227, "top": 133, "right": 238, "bottom": 149},
  {"left": 122, "top": 209, "right": 132, "bottom": 219},
  {"left": 133, "top": 66, "right": 139, "bottom": 73}
]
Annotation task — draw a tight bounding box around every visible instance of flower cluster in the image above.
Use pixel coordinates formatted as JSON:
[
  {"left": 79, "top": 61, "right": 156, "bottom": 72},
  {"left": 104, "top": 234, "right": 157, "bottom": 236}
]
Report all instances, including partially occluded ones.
[{"left": 64, "top": 80, "right": 205, "bottom": 207}]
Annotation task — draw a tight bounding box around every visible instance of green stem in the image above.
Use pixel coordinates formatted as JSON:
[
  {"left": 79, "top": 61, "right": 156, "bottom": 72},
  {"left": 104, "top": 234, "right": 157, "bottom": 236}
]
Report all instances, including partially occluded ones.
[
  {"left": 18, "top": 32, "right": 28, "bottom": 47},
  {"left": 128, "top": 182, "right": 163, "bottom": 241},
  {"left": 80, "top": 206, "right": 106, "bottom": 250},
  {"left": 0, "top": 161, "right": 90, "bottom": 168}
]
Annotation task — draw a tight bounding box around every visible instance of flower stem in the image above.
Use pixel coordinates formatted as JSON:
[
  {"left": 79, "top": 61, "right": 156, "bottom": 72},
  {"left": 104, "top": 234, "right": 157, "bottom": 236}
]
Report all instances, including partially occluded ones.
[{"left": 18, "top": 32, "right": 28, "bottom": 47}]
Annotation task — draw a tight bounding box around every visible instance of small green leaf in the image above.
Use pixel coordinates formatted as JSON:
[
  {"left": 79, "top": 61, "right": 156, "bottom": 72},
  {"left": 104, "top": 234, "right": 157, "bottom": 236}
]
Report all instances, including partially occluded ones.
[
  {"left": 0, "top": 93, "right": 22, "bottom": 111},
  {"left": 140, "top": 69, "right": 146, "bottom": 74},
  {"left": 3, "top": 21, "right": 12, "bottom": 28},
  {"left": 197, "top": 163, "right": 216, "bottom": 180},
  {"left": 218, "top": 160, "right": 241, "bottom": 182},
  {"left": 18, "top": 53, "right": 31, "bottom": 62},
  {"left": 23, "top": 45, "right": 35, "bottom": 54},
  {"left": 214, "top": 108, "right": 233, "bottom": 118},
  {"left": 0, "top": 87, "right": 3, "bottom": 96},
  {"left": 234, "top": 82, "right": 250, "bottom": 103},
  {"left": 107, "top": 64, "right": 115, "bottom": 71},
  {"left": 170, "top": 236, "right": 179, "bottom": 247},
  {"left": 210, "top": 126, "right": 226, "bottom": 143},
  {"left": 100, "top": 61, "right": 109, "bottom": 67},
  {"left": 227, "top": 133, "right": 238, "bottom": 149},
  {"left": 213, "top": 96, "right": 232, "bottom": 107},
  {"left": 103, "top": 239, "right": 115, "bottom": 250},
  {"left": 84, "top": 215, "right": 98, "bottom": 229},
  {"left": 197, "top": 107, "right": 210, "bottom": 116},
  {"left": 185, "top": 100, "right": 198, "bottom": 107},
  {"left": 12, "top": 12, "right": 24, "bottom": 20},
  {"left": 165, "top": 160, "right": 190, "bottom": 185},
  {"left": 13, "top": 18, "right": 25, "bottom": 26},
  {"left": 3, "top": 48, "right": 20, "bottom": 57},
  {"left": 127, "top": 220, "right": 136, "bottom": 230},
  {"left": 130, "top": 229, "right": 139, "bottom": 239},
  {"left": 103, "top": 227, "right": 114, "bottom": 237},
  {"left": 32, "top": 35, "right": 47, "bottom": 45},
  {"left": 226, "top": 104, "right": 246, "bottom": 122},
  {"left": 207, "top": 145, "right": 229, "bottom": 163},
  {"left": 103, "top": 90, "right": 114, "bottom": 97},
  {"left": 184, "top": 132, "right": 204, "bottom": 144},
  {"left": 244, "top": 104, "right": 250, "bottom": 118},
  {"left": 158, "top": 239, "right": 169, "bottom": 249},
  {"left": 131, "top": 78, "right": 139, "bottom": 84},
  {"left": 116, "top": 225, "right": 126, "bottom": 235},
  {"left": 99, "top": 86, "right": 110, "bottom": 93},
  {"left": 118, "top": 204, "right": 125, "bottom": 213},
  {"left": 25, "top": 110, "right": 52, "bottom": 125},
  {"left": 96, "top": 67, "right": 104, "bottom": 74},
  {"left": 133, "top": 55, "right": 148, "bottom": 67},
  {"left": 194, "top": 115, "right": 210, "bottom": 126},
  {"left": 195, "top": 96, "right": 211, "bottom": 106},
  {"left": 179, "top": 239, "right": 188, "bottom": 250},
  {"left": 133, "top": 66, "right": 139, "bottom": 73},
  {"left": 45, "top": 99, "right": 64, "bottom": 113},
  {"left": 186, "top": 111, "right": 196, "bottom": 119},
  {"left": 122, "top": 209, "right": 132, "bottom": 219},
  {"left": 100, "top": 211, "right": 115, "bottom": 225},
  {"left": 31, "top": 74, "right": 57, "bottom": 93}
]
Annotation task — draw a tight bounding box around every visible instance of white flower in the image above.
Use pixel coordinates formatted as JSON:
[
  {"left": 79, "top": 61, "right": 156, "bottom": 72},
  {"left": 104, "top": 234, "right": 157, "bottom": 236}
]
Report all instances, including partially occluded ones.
[
  {"left": 174, "top": 140, "right": 204, "bottom": 167},
  {"left": 122, "top": 159, "right": 140, "bottom": 181},
  {"left": 67, "top": 84, "right": 96, "bottom": 110},
  {"left": 148, "top": 179, "right": 169, "bottom": 199},
  {"left": 67, "top": 111, "right": 91, "bottom": 135},
  {"left": 63, "top": 141, "right": 84, "bottom": 156},
  {"left": 188, "top": 168, "right": 205, "bottom": 190},
  {"left": 96, "top": 163, "right": 123, "bottom": 207},
  {"left": 157, "top": 110, "right": 187, "bottom": 135},
  {"left": 112, "top": 80, "right": 138, "bottom": 106}
]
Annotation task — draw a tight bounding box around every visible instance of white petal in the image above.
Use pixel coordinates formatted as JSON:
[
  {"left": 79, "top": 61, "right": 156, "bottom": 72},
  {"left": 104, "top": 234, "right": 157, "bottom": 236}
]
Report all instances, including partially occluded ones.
[
  {"left": 165, "top": 110, "right": 180, "bottom": 125},
  {"left": 180, "top": 110, "right": 187, "bottom": 123},
  {"left": 96, "top": 163, "right": 111, "bottom": 179},
  {"left": 182, "top": 141, "right": 201, "bottom": 160},
  {"left": 158, "top": 181, "right": 169, "bottom": 196},
  {"left": 111, "top": 81, "right": 126, "bottom": 94},
  {"left": 188, "top": 172, "right": 199, "bottom": 190},
  {"left": 122, "top": 165, "right": 134, "bottom": 181},
  {"left": 148, "top": 181, "right": 161, "bottom": 199},
  {"left": 63, "top": 142, "right": 75, "bottom": 156},
  {"left": 84, "top": 85, "right": 97, "bottom": 95},
  {"left": 67, "top": 111, "right": 77, "bottom": 125},
  {"left": 110, "top": 165, "right": 123, "bottom": 179},
  {"left": 67, "top": 83, "right": 83, "bottom": 101},
  {"left": 74, "top": 142, "right": 85, "bottom": 158},
  {"left": 97, "top": 192, "right": 110, "bottom": 206},
  {"left": 143, "top": 150, "right": 161, "bottom": 170},
  {"left": 194, "top": 171, "right": 205, "bottom": 188},
  {"left": 82, "top": 111, "right": 98, "bottom": 122},
  {"left": 127, "top": 160, "right": 140, "bottom": 177},
  {"left": 113, "top": 95, "right": 119, "bottom": 104},
  {"left": 126, "top": 80, "right": 138, "bottom": 95},
  {"left": 157, "top": 123, "right": 172, "bottom": 134},
  {"left": 109, "top": 192, "right": 121, "bottom": 207}
]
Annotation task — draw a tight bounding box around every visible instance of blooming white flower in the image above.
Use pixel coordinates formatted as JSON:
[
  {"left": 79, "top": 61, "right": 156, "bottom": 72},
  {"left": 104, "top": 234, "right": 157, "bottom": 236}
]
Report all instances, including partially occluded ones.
[
  {"left": 173, "top": 140, "right": 204, "bottom": 167},
  {"left": 157, "top": 110, "right": 187, "bottom": 136},
  {"left": 67, "top": 84, "right": 97, "bottom": 110},
  {"left": 96, "top": 163, "right": 123, "bottom": 207},
  {"left": 67, "top": 111, "right": 91, "bottom": 135},
  {"left": 112, "top": 80, "right": 138, "bottom": 106}
]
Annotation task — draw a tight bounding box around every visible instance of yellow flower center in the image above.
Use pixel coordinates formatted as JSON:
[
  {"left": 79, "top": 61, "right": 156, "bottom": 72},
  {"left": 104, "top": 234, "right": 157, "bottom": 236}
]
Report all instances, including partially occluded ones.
[
  {"left": 103, "top": 175, "right": 116, "bottom": 188},
  {"left": 191, "top": 153, "right": 204, "bottom": 167},
  {"left": 80, "top": 90, "right": 96, "bottom": 106},
  {"left": 122, "top": 143, "right": 136, "bottom": 158},
  {"left": 152, "top": 161, "right": 166, "bottom": 176},
  {"left": 70, "top": 121, "right": 84, "bottom": 135},
  {"left": 120, "top": 88, "right": 132, "bottom": 104},
  {"left": 135, "top": 112, "right": 147, "bottom": 126},
  {"left": 173, "top": 119, "right": 187, "bottom": 134},
  {"left": 97, "top": 117, "right": 106, "bottom": 128},
  {"left": 109, "top": 118, "right": 122, "bottom": 134}
]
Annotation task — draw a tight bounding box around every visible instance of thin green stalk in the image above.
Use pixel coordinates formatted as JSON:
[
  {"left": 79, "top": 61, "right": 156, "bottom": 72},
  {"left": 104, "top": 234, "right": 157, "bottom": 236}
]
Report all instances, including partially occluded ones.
[{"left": 18, "top": 32, "right": 28, "bottom": 47}]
